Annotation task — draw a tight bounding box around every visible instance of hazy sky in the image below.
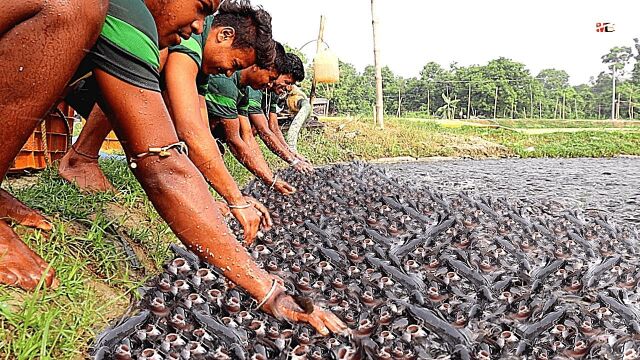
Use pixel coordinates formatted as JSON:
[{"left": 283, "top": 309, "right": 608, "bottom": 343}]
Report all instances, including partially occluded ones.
[{"left": 252, "top": 0, "right": 640, "bottom": 85}]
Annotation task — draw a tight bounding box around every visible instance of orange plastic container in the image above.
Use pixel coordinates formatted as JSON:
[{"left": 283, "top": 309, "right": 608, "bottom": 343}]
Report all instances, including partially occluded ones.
[
  {"left": 9, "top": 103, "right": 75, "bottom": 173},
  {"left": 101, "top": 131, "right": 123, "bottom": 153}
]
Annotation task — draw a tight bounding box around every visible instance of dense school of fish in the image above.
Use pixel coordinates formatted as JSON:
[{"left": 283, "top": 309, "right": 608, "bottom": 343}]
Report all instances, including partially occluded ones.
[{"left": 93, "top": 162, "right": 640, "bottom": 359}]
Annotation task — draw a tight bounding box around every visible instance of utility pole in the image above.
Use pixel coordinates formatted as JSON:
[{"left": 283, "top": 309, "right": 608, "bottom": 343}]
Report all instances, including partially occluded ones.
[
  {"left": 493, "top": 86, "right": 498, "bottom": 119},
  {"left": 611, "top": 67, "right": 616, "bottom": 120},
  {"left": 467, "top": 82, "right": 472, "bottom": 119},
  {"left": 371, "top": 0, "right": 384, "bottom": 129},
  {"left": 309, "top": 15, "right": 326, "bottom": 113}
]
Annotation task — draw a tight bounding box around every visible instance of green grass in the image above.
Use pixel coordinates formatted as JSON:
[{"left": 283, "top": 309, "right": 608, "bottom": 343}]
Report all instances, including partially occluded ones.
[
  {"left": 1, "top": 116, "right": 639, "bottom": 358},
  {"left": 494, "top": 118, "right": 640, "bottom": 129},
  {"left": 295, "top": 117, "right": 640, "bottom": 161}
]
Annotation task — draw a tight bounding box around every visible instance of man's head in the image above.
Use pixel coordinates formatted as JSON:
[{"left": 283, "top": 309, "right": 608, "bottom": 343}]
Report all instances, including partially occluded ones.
[
  {"left": 202, "top": 0, "right": 275, "bottom": 77},
  {"left": 240, "top": 65, "right": 278, "bottom": 90},
  {"left": 146, "top": 0, "right": 219, "bottom": 48},
  {"left": 271, "top": 53, "right": 304, "bottom": 95},
  {"left": 240, "top": 41, "right": 284, "bottom": 90}
]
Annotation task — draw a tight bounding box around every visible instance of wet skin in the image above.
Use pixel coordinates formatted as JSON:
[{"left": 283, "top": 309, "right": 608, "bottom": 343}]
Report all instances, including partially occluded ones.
[
  {"left": 265, "top": 75, "right": 312, "bottom": 164},
  {"left": 53, "top": 1, "right": 345, "bottom": 334},
  {"left": 212, "top": 67, "right": 297, "bottom": 195},
  {"left": 59, "top": 26, "right": 271, "bottom": 243},
  {"left": 94, "top": 68, "right": 346, "bottom": 335},
  {"left": 248, "top": 76, "right": 313, "bottom": 173},
  {"left": 248, "top": 113, "right": 314, "bottom": 174},
  {"left": 0, "top": 0, "right": 108, "bottom": 289}
]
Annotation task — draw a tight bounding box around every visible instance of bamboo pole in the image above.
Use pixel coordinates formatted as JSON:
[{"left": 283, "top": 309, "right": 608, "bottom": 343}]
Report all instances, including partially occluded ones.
[
  {"left": 309, "top": 15, "right": 326, "bottom": 112},
  {"left": 371, "top": 0, "right": 384, "bottom": 129}
]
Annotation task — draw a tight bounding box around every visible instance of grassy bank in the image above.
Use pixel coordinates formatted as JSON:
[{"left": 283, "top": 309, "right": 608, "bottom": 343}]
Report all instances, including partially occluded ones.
[
  {"left": 1, "top": 116, "right": 639, "bottom": 359},
  {"left": 297, "top": 117, "right": 640, "bottom": 161}
]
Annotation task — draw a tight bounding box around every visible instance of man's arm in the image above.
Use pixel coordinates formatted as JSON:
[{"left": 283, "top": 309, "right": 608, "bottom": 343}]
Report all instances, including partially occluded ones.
[
  {"left": 163, "top": 52, "right": 271, "bottom": 241},
  {"left": 94, "top": 68, "right": 346, "bottom": 335},
  {"left": 249, "top": 113, "right": 296, "bottom": 163},
  {"left": 250, "top": 112, "right": 313, "bottom": 173},
  {"left": 267, "top": 111, "right": 289, "bottom": 148},
  {"left": 222, "top": 116, "right": 295, "bottom": 195}
]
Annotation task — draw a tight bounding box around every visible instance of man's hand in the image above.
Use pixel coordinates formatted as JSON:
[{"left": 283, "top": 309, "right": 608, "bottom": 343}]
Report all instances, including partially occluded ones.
[
  {"left": 293, "top": 160, "right": 314, "bottom": 174},
  {"left": 229, "top": 196, "right": 272, "bottom": 245},
  {"left": 244, "top": 195, "right": 272, "bottom": 237},
  {"left": 261, "top": 284, "right": 349, "bottom": 336},
  {"left": 273, "top": 180, "right": 296, "bottom": 195}
]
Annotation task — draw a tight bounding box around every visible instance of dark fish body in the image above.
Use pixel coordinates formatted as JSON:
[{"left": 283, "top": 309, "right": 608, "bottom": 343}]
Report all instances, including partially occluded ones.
[{"left": 91, "top": 163, "right": 640, "bottom": 360}]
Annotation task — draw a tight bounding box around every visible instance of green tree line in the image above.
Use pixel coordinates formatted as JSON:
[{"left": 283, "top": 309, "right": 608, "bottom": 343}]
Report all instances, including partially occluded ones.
[{"left": 296, "top": 38, "right": 640, "bottom": 119}]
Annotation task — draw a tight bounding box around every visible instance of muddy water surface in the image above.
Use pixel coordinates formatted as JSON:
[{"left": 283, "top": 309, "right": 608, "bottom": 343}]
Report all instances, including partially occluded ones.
[{"left": 384, "top": 157, "right": 640, "bottom": 224}]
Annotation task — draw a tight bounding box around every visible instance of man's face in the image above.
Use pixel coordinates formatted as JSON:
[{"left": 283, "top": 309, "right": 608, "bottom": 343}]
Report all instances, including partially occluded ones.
[
  {"left": 149, "top": 0, "right": 218, "bottom": 48},
  {"left": 202, "top": 28, "right": 257, "bottom": 77},
  {"left": 270, "top": 74, "right": 295, "bottom": 95},
  {"left": 245, "top": 66, "right": 279, "bottom": 90}
]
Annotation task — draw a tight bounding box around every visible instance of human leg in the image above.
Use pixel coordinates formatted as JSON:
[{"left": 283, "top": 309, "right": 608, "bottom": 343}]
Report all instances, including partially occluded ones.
[
  {"left": 58, "top": 105, "right": 116, "bottom": 193},
  {"left": 0, "top": 0, "right": 108, "bottom": 289}
]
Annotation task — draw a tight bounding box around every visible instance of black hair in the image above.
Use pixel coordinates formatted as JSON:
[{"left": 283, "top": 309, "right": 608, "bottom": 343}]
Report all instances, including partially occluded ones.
[
  {"left": 213, "top": 0, "right": 275, "bottom": 68},
  {"left": 284, "top": 53, "right": 305, "bottom": 82},
  {"left": 273, "top": 42, "right": 287, "bottom": 73}
]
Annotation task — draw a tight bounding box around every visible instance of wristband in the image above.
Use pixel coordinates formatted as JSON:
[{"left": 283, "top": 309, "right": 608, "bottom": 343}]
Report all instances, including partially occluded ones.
[
  {"left": 255, "top": 279, "right": 279, "bottom": 310},
  {"left": 228, "top": 202, "right": 252, "bottom": 209},
  {"left": 269, "top": 175, "right": 278, "bottom": 190}
]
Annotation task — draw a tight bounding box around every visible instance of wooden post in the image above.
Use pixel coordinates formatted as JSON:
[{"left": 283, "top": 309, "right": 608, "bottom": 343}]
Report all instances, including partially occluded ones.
[
  {"left": 309, "top": 16, "right": 326, "bottom": 113},
  {"left": 467, "top": 82, "right": 472, "bottom": 119},
  {"left": 371, "top": 0, "right": 384, "bottom": 129},
  {"left": 493, "top": 85, "right": 498, "bottom": 119}
]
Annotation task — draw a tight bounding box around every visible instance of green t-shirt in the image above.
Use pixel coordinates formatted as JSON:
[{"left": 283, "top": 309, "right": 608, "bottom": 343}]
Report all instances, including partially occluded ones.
[
  {"left": 168, "top": 16, "right": 214, "bottom": 95},
  {"left": 261, "top": 90, "right": 279, "bottom": 115},
  {"left": 205, "top": 72, "right": 246, "bottom": 119},
  {"left": 247, "top": 87, "right": 265, "bottom": 115},
  {"left": 66, "top": 0, "right": 161, "bottom": 118}
]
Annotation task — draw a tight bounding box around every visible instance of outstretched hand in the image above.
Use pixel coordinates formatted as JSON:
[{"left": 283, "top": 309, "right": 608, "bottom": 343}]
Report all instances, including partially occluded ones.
[
  {"left": 273, "top": 180, "right": 296, "bottom": 195},
  {"left": 261, "top": 286, "right": 349, "bottom": 336},
  {"left": 293, "top": 160, "right": 314, "bottom": 174},
  {"left": 229, "top": 196, "right": 272, "bottom": 244}
]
